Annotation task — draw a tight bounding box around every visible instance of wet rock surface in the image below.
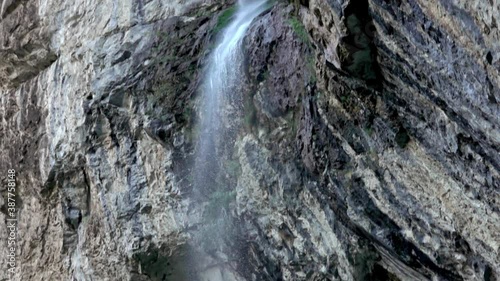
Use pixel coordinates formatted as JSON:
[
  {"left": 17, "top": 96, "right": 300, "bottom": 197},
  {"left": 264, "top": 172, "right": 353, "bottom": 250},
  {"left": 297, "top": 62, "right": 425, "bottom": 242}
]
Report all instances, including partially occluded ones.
[{"left": 0, "top": 0, "right": 499, "bottom": 280}]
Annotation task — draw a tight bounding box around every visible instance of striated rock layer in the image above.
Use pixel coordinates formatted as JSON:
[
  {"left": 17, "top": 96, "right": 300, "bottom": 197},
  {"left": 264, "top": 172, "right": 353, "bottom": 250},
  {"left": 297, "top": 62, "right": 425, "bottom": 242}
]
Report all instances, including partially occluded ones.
[{"left": 0, "top": 0, "right": 498, "bottom": 280}]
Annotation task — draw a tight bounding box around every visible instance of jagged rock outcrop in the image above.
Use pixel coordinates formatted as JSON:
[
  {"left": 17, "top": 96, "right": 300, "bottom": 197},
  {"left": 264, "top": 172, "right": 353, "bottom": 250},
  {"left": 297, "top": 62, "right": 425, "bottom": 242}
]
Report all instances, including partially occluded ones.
[{"left": 0, "top": 0, "right": 498, "bottom": 280}]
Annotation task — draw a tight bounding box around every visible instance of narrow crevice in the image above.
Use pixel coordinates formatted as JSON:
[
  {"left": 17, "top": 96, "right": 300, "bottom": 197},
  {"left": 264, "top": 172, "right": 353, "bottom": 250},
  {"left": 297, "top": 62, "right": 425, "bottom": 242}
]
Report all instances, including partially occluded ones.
[
  {"left": 338, "top": 0, "right": 383, "bottom": 87},
  {"left": 486, "top": 51, "right": 493, "bottom": 65},
  {"left": 1, "top": 0, "right": 24, "bottom": 19}
]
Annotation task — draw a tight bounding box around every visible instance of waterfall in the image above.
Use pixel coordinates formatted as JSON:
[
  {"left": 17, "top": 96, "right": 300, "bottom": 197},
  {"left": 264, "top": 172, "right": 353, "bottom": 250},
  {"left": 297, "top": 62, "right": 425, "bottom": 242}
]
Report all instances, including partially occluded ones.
[
  {"left": 190, "top": 0, "right": 268, "bottom": 277},
  {"left": 194, "top": 0, "right": 269, "bottom": 207},
  {"left": 194, "top": 0, "right": 268, "bottom": 193}
]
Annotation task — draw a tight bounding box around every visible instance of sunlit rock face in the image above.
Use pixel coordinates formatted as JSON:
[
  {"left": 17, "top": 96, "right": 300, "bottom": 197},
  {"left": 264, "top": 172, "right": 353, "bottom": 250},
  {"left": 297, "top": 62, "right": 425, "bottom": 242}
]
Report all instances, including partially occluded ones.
[{"left": 0, "top": 0, "right": 498, "bottom": 280}]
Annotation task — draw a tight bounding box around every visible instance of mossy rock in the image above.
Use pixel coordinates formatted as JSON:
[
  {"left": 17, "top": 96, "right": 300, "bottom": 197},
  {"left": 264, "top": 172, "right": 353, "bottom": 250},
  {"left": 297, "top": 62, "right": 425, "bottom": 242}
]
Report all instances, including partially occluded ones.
[{"left": 214, "top": 6, "right": 236, "bottom": 34}]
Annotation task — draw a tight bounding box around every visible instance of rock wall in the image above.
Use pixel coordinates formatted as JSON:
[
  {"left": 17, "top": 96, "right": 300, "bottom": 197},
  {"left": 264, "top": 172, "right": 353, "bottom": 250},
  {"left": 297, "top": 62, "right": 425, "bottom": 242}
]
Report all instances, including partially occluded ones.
[
  {"left": 0, "top": 0, "right": 498, "bottom": 280},
  {"left": 0, "top": 0, "right": 234, "bottom": 279},
  {"left": 237, "top": 0, "right": 498, "bottom": 279}
]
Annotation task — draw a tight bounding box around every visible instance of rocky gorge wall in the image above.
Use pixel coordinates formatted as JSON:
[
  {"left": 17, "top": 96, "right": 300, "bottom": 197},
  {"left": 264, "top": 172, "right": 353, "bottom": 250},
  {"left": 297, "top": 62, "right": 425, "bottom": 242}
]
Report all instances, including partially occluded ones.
[{"left": 0, "top": 0, "right": 498, "bottom": 280}]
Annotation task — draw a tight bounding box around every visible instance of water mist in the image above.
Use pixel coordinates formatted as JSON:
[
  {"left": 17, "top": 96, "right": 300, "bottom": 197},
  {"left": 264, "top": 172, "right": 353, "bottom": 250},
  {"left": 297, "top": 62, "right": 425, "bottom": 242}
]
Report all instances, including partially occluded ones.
[{"left": 189, "top": 0, "right": 269, "bottom": 279}]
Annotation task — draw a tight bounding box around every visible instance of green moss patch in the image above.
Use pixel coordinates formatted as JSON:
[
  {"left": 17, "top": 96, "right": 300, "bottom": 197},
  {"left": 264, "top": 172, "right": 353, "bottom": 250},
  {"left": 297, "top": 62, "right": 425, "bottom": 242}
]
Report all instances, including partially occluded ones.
[
  {"left": 288, "top": 17, "right": 310, "bottom": 45},
  {"left": 214, "top": 6, "right": 236, "bottom": 34}
]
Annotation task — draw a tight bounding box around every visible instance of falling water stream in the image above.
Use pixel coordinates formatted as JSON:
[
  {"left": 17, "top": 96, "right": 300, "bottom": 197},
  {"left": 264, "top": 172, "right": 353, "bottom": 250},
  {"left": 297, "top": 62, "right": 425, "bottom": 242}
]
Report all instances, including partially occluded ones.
[
  {"left": 194, "top": 0, "right": 268, "bottom": 189},
  {"left": 190, "top": 0, "right": 269, "bottom": 279}
]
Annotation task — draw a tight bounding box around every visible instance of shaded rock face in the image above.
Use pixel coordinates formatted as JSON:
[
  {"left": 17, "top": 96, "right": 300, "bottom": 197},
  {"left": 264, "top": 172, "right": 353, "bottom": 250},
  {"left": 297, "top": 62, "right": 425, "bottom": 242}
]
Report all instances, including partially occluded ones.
[
  {"left": 0, "top": 0, "right": 498, "bottom": 281},
  {"left": 0, "top": 0, "right": 57, "bottom": 88}
]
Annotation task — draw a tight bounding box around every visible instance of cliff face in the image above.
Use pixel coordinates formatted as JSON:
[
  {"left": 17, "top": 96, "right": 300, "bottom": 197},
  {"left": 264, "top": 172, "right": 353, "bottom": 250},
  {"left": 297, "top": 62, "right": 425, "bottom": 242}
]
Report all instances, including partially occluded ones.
[{"left": 0, "top": 0, "right": 498, "bottom": 280}]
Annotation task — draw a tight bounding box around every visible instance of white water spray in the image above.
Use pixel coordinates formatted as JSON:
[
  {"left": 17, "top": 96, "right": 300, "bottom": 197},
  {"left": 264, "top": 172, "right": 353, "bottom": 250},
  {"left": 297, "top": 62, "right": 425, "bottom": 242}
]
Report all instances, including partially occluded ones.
[
  {"left": 190, "top": 0, "right": 269, "bottom": 275},
  {"left": 194, "top": 0, "right": 268, "bottom": 196}
]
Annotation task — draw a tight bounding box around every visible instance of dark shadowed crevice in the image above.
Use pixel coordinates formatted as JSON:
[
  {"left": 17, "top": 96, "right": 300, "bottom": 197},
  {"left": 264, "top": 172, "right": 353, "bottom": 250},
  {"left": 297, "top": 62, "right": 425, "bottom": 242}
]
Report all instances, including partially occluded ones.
[
  {"left": 134, "top": 244, "right": 197, "bottom": 281},
  {"left": 483, "top": 265, "right": 494, "bottom": 281},
  {"left": 2, "top": 0, "right": 24, "bottom": 18},
  {"left": 368, "top": 263, "right": 401, "bottom": 281},
  {"left": 486, "top": 51, "right": 493, "bottom": 65},
  {"left": 338, "top": 0, "right": 383, "bottom": 87},
  {"left": 394, "top": 126, "right": 410, "bottom": 148}
]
